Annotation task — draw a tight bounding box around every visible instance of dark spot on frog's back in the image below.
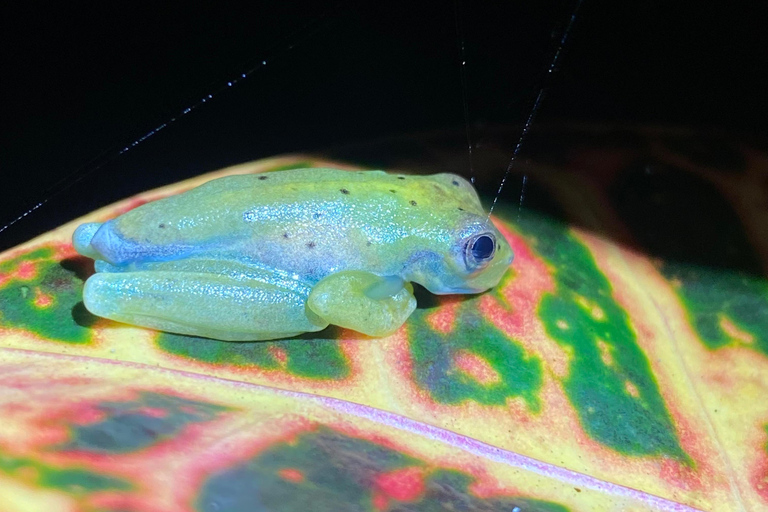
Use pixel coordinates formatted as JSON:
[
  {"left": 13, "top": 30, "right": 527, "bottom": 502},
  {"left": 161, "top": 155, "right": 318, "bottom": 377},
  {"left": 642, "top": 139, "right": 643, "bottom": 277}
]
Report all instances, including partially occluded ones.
[
  {"left": 158, "top": 223, "right": 165, "bottom": 229},
  {"left": 452, "top": 180, "right": 460, "bottom": 186},
  {"left": 410, "top": 200, "right": 418, "bottom": 206},
  {"left": 306, "top": 241, "right": 316, "bottom": 249},
  {"left": 340, "top": 188, "right": 350, "bottom": 195},
  {"left": 397, "top": 176, "right": 406, "bottom": 180},
  {"left": 258, "top": 175, "right": 268, "bottom": 180},
  {"left": 389, "top": 189, "right": 396, "bottom": 193}
]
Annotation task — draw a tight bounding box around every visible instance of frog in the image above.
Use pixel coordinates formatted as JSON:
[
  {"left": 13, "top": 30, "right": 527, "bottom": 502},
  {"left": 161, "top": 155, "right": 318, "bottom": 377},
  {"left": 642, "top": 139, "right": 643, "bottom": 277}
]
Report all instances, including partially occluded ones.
[{"left": 72, "top": 168, "right": 514, "bottom": 341}]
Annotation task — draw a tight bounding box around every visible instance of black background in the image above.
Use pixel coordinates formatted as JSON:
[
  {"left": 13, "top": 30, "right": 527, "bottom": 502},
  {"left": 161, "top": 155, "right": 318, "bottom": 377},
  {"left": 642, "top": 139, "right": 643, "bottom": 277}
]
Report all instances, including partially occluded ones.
[{"left": 1, "top": 0, "right": 766, "bottom": 251}]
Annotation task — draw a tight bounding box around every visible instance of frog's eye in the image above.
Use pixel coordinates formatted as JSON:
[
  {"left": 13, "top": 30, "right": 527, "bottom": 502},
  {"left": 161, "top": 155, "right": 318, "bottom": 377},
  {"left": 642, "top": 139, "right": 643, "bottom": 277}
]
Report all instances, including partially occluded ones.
[{"left": 464, "top": 233, "right": 496, "bottom": 270}]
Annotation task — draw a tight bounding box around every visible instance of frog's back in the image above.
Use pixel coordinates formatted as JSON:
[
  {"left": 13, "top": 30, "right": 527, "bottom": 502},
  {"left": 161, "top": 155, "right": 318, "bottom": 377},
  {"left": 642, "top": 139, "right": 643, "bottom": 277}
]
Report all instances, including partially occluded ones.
[
  {"left": 116, "top": 168, "right": 484, "bottom": 232},
  {"left": 187, "top": 168, "right": 483, "bottom": 212},
  {"left": 90, "top": 168, "right": 488, "bottom": 270}
]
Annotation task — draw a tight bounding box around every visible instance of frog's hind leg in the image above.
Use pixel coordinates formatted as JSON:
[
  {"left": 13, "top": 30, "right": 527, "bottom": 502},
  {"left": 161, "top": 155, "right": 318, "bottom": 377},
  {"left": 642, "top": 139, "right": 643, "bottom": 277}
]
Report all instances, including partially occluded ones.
[
  {"left": 83, "top": 271, "right": 328, "bottom": 341},
  {"left": 307, "top": 271, "right": 417, "bottom": 337}
]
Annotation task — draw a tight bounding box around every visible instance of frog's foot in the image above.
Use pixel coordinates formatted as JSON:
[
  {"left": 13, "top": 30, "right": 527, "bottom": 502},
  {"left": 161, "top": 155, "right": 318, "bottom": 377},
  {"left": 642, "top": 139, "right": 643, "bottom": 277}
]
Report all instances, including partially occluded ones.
[
  {"left": 307, "top": 271, "right": 417, "bottom": 337},
  {"left": 83, "top": 271, "right": 328, "bottom": 341}
]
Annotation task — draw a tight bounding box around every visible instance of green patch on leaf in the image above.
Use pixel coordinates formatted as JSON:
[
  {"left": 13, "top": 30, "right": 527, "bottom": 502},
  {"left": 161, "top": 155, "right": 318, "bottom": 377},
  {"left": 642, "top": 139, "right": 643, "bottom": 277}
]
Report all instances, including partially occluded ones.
[
  {"left": 664, "top": 264, "right": 768, "bottom": 355},
  {"left": 157, "top": 329, "right": 350, "bottom": 380},
  {"left": 196, "top": 426, "right": 569, "bottom": 512},
  {"left": 61, "top": 391, "right": 232, "bottom": 454},
  {"left": 408, "top": 279, "right": 542, "bottom": 410},
  {"left": 0, "top": 249, "right": 97, "bottom": 344},
  {"left": 610, "top": 161, "right": 768, "bottom": 356},
  {"left": 512, "top": 208, "right": 689, "bottom": 462},
  {"left": 0, "top": 448, "right": 132, "bottom": 494}
]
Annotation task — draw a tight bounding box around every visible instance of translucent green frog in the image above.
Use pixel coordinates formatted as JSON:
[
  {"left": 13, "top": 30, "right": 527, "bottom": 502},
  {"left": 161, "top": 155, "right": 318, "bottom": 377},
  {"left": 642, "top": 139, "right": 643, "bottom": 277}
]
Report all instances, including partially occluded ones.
[{"left": 73, "top": 168, "right": 513, "bottom": 341}]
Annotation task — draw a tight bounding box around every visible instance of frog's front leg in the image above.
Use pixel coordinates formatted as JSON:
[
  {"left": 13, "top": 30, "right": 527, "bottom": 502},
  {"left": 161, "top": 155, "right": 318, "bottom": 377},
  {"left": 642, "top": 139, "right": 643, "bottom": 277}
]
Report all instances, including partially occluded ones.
[
  {"left": 307, "top": 271, "right": 417, "bottom": 337},
  {"left": 83, "top": 270, "right": 328, "bottom": 341}
]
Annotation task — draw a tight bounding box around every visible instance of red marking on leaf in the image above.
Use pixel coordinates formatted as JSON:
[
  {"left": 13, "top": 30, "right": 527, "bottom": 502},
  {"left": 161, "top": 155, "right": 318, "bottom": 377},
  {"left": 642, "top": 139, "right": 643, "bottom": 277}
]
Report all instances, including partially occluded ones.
[
  {"left": 752, "top": 446, "right": 768, "bottom": 502},
  {"left": 71, "top": 406, "right": 108, "bottom": 425},
  {"left": 374, "top": 466, "right": 425, "bottom": 502},
  {"left": 52, "top": 242, "right": 79, "bottom": 260},
  {"left": 657, "top": 402, "right": 714, "bottom": 494},
  {"left": 372, "top": 491, "right": 389, "bottom": 510},
  {"left": 426, "top": 298, "right": 461, "bottom": 333},
  {"left": 269, "top": 345, "right": 289, "bottom": 366},
  {"left": 659, "top": 458, "right": 703, "bottom": 494},
  {"left": 89, "top": 493, "right": 167, "bottom": 512},
  {"left": 33, "top": 288, "right": 54, "bottom": 308},
  {"left": 623, "top": 380, "right": 640, "bottom": 398},
  {"left": 485, "top": 221, "right": 557, "bottom": 338},
  {"left": 278, "top": 468, "right": 304, "bottom": 482},
  {"left": 468, "top": 472, "right": 522, "bottom": 499},
  {"left": 454, "top": 350, "right": 501, "bottom": 385},
  {"left": 15, "top": 261, "right": 37, "bottom": 280},
  {"left": 138, "top": 407, "right": 170, "bottom": 418}
]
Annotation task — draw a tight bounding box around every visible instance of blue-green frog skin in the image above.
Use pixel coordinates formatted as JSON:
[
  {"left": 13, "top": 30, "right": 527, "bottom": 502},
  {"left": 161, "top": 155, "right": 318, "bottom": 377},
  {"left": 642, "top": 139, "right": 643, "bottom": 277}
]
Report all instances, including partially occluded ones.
[{"left": 73, "top": 168, "right": 514, "bottom": 341}]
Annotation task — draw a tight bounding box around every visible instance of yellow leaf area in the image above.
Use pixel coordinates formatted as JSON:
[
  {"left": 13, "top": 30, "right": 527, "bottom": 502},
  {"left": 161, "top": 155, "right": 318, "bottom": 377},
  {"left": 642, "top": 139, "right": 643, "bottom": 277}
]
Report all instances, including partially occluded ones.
[
  {"left": 0, "top": 151, "right": 766, "bottom": 511},
  {"left": 0, "top": 349, "right": 659, "bottom": 512}
]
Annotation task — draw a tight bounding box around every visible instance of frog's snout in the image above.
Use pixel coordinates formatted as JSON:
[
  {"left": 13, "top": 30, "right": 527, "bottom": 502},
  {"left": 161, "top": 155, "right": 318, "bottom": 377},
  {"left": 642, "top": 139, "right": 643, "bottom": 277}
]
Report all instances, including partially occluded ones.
[
  {"left": 72, "top": 222, "right": 103, "bottom": 260},
  {"left": 73, "top": 221, "right": 132, "bottom": 264}
]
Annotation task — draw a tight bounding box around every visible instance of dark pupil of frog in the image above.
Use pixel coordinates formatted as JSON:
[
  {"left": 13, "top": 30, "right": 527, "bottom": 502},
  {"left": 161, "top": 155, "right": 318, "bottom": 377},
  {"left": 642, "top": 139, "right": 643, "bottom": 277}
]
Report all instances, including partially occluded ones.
[{"left": 471, "top": 235, "right": 495, "bottom": 260}]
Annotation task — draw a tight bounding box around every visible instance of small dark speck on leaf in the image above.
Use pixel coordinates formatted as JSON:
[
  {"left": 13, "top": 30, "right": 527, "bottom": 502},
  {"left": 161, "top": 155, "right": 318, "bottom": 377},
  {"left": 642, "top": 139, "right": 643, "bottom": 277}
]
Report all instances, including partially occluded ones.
[
  {"left": 366, "top": 241, "right": 372, "bottom": 246},
  {"left": 283, "top": 232, "right": 290, "bottom": 239},
  {"left": 158, "top": 223, "right": 165, "bottom": 228},
  {"left": 307, "top": 241, "right": 316, "bottom": 249},
  {"left": 389, "top": 189, "right": 396, "bottom": 193},
  {"left": 340, "top": 188, "right": 350, "bottom": 194},
  {"left": 574, "top": 488, "right": 581, "bottom": 493},
  {"left": 457, "top": 207, "right": 464, "bottom": 211},
  {"left": 258, "top": 175, "right": 268, "bottom": 180},
  {"left": 410, "top": 200, "right": 417, "bottom": 206},
  {"left": 397, "top": 176, "right": 406, "bottom": 180}
]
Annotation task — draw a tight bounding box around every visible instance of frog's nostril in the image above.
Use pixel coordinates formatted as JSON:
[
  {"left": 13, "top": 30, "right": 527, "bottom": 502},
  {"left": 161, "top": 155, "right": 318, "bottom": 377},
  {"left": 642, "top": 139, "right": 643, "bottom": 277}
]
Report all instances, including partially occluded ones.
[{"left": 89, "top": 223, "right": 133, "bottom": 265}]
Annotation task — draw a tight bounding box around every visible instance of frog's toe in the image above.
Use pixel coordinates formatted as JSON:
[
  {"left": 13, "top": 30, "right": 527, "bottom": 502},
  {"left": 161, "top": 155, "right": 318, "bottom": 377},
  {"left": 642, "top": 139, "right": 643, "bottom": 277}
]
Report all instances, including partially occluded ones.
[
  {"left": 72, "top": 222, "right": 103, "bottom": 260},
  {"left": 307, "top": 271, "right": 416, "bottom": 337}
]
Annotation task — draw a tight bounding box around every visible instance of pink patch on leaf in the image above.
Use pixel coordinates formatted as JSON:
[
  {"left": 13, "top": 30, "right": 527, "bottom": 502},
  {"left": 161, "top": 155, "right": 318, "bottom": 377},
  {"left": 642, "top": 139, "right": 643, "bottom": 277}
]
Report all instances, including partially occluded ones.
[
  {"left": 111, "top": 198, "right": 150, "bottom": 217},
  {"left": 137, "top": 407, "right": 169, "bottom": 418},
  {"left": 453, "top": 350, "right": 501, "bottom": 385},
  {"left": 372, "top": 491, "right": 389, "bottom": 510},
  {"left": 33, "top": 288, "right": 54, "bottom": 308},
  {"left": 15, "top": 261, "right": 37, "bottom": 280},
  {"left": 753, "top": 457, "right": 768, "bottom": 503},
  {"left": 425, "top": 298, "right": 461, "bottom": 334},
  {"left": 269, "top": 345, "right": 289, "bottom": 366},
  {"left": 374, "top": 466, "right": 425, "bottom": 502},
  {"left": 278, "top": 468, "right": 304, "bottom": 482}
]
